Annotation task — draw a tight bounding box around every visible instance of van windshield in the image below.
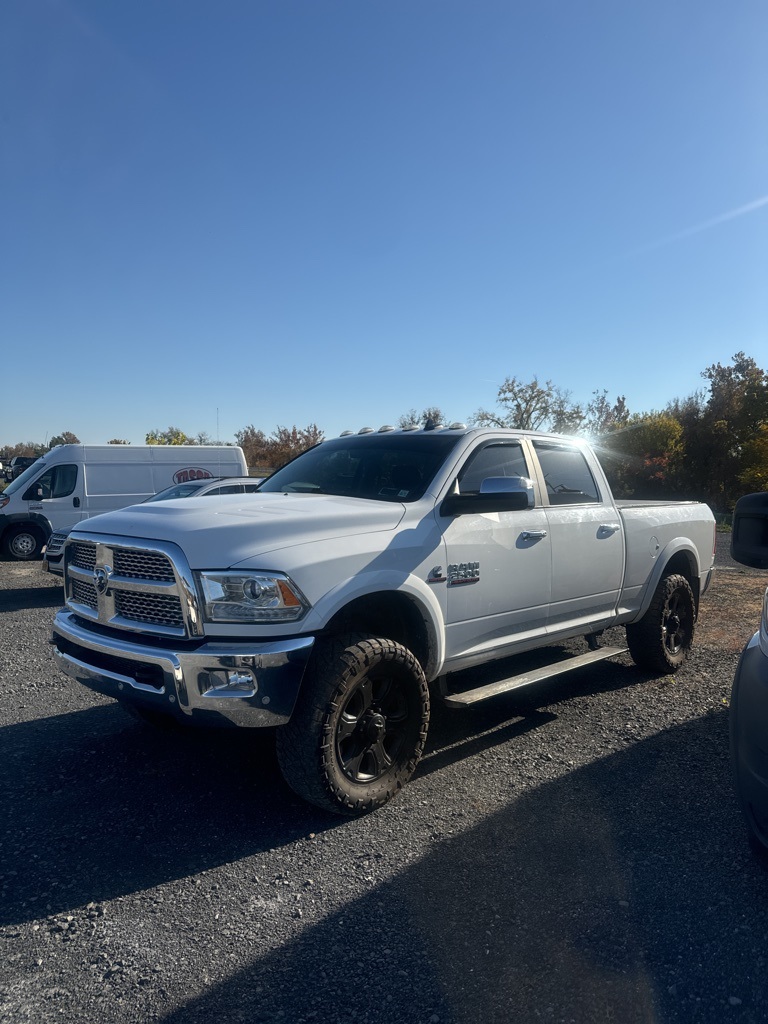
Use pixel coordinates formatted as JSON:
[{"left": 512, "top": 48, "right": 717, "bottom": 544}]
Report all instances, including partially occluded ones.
[
  {"left": 3, "top": 457, "right": 48, "bottom": 496},
  {"left": 258, "top": 433, "right": 461, "bottom": 503}
]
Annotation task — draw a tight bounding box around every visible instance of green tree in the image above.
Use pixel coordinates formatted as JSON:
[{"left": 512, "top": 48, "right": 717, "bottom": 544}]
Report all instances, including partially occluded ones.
[
  {"left": 583, "top": 390, "right": 630, "bottom": 437},
  {"left": 107, "top": 439, "right": 131, "bottom": 444},
  {"left": 48, "top": 431, "right": 80, "bottom": 448},
  {"left": 146, "top": 427, "right": 195, "bottom": 445},
  {"left": 739, "top": 424, "right": 768, "bottom": 493},
  {"left": 699, "top": 352, "right": 768, "bottom": 508},
  {"left": 666, "top": 353, "right": 768, "bottom": 509}
]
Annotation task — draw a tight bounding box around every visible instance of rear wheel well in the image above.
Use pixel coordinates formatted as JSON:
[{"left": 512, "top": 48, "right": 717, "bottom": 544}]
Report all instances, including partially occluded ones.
[
  {"left": 322, "top": 592, "right": 434, "bottom": 676},
  {"left": 660, "top": 550, "right": 700, "bottom": 612}
]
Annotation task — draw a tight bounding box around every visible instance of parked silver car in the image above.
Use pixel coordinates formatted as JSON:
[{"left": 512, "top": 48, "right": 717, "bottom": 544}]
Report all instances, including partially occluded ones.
[{"left": 42, "top": 476, "right": 264, "bottom": 576}]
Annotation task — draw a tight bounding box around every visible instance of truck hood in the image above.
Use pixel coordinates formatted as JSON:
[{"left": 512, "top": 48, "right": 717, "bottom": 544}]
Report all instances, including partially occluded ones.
[{"left": 74, "top": 492, "right": 407, "bottom": 568}]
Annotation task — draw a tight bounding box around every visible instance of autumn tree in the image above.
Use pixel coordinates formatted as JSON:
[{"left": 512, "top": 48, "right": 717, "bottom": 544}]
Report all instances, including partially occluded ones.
[
  {"left": 265, "top": 424, "right": 324, "bottom": 468},
  {"left": 397, "top": 407, "right": 449, "bottom": 428},
  {"left": 235, "top": 424, "right": 324, "bottom": 472},
  {"left": 1, "top": 441, "right": 46, "bottom": 460},
  {"left": 598, "top": 413, "right": 685, "bottom": 498},
  {"left": 234, "top": 425, "right": 270, "bottom": 469},
  {"left": 473, "top": 376, "right": 584, "bottom": 433}
]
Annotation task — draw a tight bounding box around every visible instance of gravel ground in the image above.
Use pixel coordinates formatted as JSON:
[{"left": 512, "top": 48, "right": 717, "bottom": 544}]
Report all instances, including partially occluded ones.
[{"left": 1, "top": 535, "right": 767, "bottom": 1024}]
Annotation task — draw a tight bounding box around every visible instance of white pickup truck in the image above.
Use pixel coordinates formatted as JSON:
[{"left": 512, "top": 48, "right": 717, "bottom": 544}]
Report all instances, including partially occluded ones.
[{"left": 52, "top": 426, "right": 716, "bottom": 815}]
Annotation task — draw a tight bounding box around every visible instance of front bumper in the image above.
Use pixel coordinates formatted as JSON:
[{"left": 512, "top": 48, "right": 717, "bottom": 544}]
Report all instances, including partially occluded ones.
[
  {"left": 730, "top": 631, "right": 768, "bottom": 850},
  {"left": 42, "top": 554, "right": 64, "bottom": 577},
  {"left": 52, "top": 610, "right": 314, "bottom": 728}
]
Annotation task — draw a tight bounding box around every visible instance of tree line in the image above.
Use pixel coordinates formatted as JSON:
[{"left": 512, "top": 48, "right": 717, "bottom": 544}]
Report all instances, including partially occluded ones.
[
  {"left": 2, "top": 353, "right": 765, "bottom": 511},
  {"left": 471, "top": 352, "right": 767, "bottom": 510}
]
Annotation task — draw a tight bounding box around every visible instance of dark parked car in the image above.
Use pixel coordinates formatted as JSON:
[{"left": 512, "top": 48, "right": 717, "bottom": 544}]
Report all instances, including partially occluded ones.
[
  {"left": 730, "top": 491, "right": 768, "bottom": 860},
  {"left": 4, "top": 456, "right": 40, "bottom": 482}
]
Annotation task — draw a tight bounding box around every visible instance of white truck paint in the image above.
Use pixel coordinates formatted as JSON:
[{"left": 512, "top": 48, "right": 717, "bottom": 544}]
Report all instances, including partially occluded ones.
[
  {"left": 0, "top": 444, "right": 247, "bottom": 560},
  {"left": 51, "top": 427, "right": 715, "bottom": 815}
]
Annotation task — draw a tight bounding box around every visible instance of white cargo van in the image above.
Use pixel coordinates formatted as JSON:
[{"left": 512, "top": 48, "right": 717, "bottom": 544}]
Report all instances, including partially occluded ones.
[{"left": 0, "top": 444, "right": 247, "bottom": 560}]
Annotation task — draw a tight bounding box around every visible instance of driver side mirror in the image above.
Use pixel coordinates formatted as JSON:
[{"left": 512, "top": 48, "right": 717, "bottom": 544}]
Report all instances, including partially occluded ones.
[{"left": 440, "top": 476, "right": 535, "bottom": 517}]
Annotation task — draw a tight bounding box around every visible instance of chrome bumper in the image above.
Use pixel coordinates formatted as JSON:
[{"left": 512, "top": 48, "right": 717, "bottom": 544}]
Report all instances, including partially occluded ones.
[
  {"left": 52, "top": 610, "right": 314, "bottom": 728},
  {"left": 701, "top": 564, "right": 715, "bottom": 598}
]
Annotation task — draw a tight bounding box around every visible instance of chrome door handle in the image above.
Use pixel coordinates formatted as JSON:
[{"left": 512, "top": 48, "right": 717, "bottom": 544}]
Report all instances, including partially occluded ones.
[
  {"left": 598, "top": 523, "right": 621, "bottom": 536},
  {"left": 522, "top": 530, "right": 548, "bottom": 541}
]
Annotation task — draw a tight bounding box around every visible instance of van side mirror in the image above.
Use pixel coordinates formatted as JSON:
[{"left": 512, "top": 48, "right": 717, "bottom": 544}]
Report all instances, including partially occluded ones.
[
  {"left": 731, "top": 492, "right": 768, "bottom": 569},
  {"left": 441, "top": 476, "right": 535, "bottom": 517}
]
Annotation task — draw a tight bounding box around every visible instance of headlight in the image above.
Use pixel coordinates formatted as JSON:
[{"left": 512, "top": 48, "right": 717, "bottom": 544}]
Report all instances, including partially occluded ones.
[
  {"left": 198, "top": 571, "right": 309, "bottom": 623},
  {"left": 759, "top": 588, "right": 768, "bottom": 658}
]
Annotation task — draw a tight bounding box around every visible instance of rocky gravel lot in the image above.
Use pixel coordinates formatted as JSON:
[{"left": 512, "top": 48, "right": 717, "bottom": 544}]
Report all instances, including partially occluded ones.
[{"left": 1, "top": 538, "right": 767, "bottom": 1024}]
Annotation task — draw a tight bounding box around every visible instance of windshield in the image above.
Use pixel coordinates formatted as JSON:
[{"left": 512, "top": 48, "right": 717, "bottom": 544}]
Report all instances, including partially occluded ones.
[
  {"left": 3, "top": 457, "right": 46, "bottom": 495},
  {"left": 143, "top": 481, "right": 212, "bottom": 502},
  {"left": 258, "top": 433, "right": 462, "bottom": 502}
]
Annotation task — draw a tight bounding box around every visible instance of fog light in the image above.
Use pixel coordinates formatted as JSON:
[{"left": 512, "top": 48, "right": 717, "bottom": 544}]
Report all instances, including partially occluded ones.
[{"left": 202, "top": 669, "right": 257, "bottom": 699}]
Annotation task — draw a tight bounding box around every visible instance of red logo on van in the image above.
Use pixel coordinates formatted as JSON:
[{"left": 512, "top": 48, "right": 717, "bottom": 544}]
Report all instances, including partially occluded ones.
[{"left": 173, "top": 468, "right": 214, "bottom": 484}]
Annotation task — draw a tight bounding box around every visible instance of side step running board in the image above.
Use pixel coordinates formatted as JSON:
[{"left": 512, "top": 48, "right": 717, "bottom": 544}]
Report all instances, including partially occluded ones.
[{"left": 443, "top": 645, "right": 628, "bottom": 708}]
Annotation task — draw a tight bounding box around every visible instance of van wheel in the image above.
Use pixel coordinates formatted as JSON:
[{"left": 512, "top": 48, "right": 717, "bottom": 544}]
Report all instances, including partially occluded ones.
[
  {"left": 276, "top": 634, "right": 430, "bottom": 816},
  {"left": 3, "top": 524, "right": 45, "bottom": 561},
  {"left": 626, "top": 573, "right": 695, "bottom": 673}
]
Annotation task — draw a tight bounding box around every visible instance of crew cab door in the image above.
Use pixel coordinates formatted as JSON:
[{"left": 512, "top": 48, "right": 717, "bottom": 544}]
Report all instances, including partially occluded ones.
[
  {"left": 531, "top": 439, "right": 624, "bottom": 632},
  {"left": 437, "top": 439, "right": 552, "bottom": 665}
]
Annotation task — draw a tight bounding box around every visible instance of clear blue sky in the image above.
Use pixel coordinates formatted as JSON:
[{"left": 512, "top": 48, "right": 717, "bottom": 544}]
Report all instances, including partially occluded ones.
[{"left": 2, "top": 0, "right": 766, "bottom": 447}]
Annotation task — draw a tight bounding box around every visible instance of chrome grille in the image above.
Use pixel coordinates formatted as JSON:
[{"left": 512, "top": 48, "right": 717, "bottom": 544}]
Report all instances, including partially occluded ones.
[
  {"left": 71, "top": 578, "right": 98, "bottom": 609},
  {"left": 114, "top": 591, "right": 184, "bottom": 628},
  {"left": 64, "top": 534, "right": 199, "bottom": 639},
  {"left": 113, "top": 549, "right": 175, "bottom": 582},
  {"left": 71, "top": 542, "right": 97, "bottom": 571},
  {"left": 46, "top": 532, "right": 69, "bottom": 556}
]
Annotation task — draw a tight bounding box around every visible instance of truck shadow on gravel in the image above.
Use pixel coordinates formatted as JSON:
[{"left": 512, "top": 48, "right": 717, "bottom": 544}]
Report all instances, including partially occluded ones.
[
  {"left": 0, "top": 704, "right": 333, "bottom": 926},
  {"left": 0, "top": 584, "right": 65, "bottom": 612},
  {"left": 0, "top": 657, "right": 706, "bottom": 931},
  {"left": 152, "top": 707, "right": 767, "bottom": 1024},
  {"left": 2, "top": 654, "right": 644, "bottom": 926}
]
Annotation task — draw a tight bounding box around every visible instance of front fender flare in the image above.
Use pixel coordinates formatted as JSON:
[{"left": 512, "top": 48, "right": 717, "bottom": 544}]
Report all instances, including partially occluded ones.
[{"left": 302, "top": 569, "right": 445, "bottom": 680}]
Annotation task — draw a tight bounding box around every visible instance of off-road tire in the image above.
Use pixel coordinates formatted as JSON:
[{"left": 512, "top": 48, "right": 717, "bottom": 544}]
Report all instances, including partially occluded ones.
[
  {"left": 626, "top": 573, "right": 696, "bottom": 674},
  {"left": 276, "top": 634, "right": 430, "bottom": 816}
]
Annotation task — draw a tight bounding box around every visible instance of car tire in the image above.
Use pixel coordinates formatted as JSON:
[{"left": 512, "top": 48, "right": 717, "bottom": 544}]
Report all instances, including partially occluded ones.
[
  {"left": 626, "top": 573, "right": 696, "bottom": 674},
  {"left": 2, "top": 524, "right": 45, "bottom": 561},
  {"left": 276, "top": 633, "right": 430, "bottom": 816}
]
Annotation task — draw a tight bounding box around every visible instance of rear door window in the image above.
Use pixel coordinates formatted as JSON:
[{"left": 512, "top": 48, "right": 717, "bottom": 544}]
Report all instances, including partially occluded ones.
[{"left": 533, "top": 443, "right": 600, "bottom": 504}]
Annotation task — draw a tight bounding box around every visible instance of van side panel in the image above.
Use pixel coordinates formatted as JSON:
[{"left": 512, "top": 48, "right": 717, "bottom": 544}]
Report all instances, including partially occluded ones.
[{"left": 80, "top": 447, "right": 248, "bottom": 516}]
